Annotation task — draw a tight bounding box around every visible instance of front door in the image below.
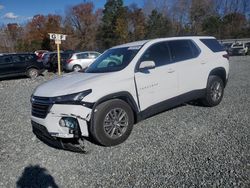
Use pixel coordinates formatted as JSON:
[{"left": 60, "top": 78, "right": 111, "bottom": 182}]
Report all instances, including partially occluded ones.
[{"left": 135, "top": 42, "right": 178, "bottom": 111}]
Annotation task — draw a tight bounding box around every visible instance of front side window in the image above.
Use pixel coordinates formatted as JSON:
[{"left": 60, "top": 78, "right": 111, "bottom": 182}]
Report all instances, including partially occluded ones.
[
  {"left": 140, "top": 42, "right": 171, "bottom": 67},
  {"left": 85, "top": 47, "right": 140, "bottom": 73},
  {"left": 89, "top": 52, "right": 100, "bottom": 59},
  {"left": 168, "top": 40, "right": 197, "bottom": 62}
]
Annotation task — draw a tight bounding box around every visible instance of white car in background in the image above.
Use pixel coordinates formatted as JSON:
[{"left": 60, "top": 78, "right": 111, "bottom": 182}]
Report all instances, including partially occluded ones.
[
  {"left": 229, "top": 42, "right": 248, "bottom": 56},
  {"left": 64, "top": 51, "right": 101, "bottom": 72}
]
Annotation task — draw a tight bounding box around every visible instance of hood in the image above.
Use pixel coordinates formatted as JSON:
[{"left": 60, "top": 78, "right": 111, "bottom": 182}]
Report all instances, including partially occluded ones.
[{"left": 34, "top": 72, "right": 109, "bottom": 97}]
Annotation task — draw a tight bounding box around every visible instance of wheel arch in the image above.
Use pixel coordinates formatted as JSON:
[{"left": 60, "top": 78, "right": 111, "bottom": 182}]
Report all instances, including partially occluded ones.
[
  {"left": 92, "top": 92, "right": 139, "bottom": 123},
  {"left": 72, "top": 64, "right": 82, "bottom": 70},
  {"left": 26, "top": 65, "right": 39, "bottom": 72},
  {"left": 208, "top": 67, "right": 227, "bottom": 87}
]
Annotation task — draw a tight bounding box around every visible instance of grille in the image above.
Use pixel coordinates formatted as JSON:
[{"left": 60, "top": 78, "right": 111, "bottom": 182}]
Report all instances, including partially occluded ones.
[{"left": 31, "top": 96, "right": 51, "bottom": 119}]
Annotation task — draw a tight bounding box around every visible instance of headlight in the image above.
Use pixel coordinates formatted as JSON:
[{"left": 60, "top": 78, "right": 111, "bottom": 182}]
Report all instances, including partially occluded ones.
[{"left": 52, "top": 89, "right": 92, "bottom": 104}]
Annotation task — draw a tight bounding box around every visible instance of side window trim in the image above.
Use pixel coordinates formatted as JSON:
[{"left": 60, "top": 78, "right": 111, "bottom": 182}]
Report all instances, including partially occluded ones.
[{"left": 189, "top": 39, "right": 201, "bottom": 58}]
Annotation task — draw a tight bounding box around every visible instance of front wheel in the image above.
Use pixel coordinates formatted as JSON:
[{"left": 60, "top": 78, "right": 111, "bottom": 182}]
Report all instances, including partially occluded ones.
[
  {"left": 90, "top": 99, "right": 134, "bottom": 146},
  {"left": 201, "top": 76, "right": 224, "bottom": 107}
]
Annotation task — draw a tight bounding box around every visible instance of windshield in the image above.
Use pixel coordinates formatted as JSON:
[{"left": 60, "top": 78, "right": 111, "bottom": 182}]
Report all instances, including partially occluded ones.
[{"left": 85, "top": 46, "right": 140, "bottom": 73}]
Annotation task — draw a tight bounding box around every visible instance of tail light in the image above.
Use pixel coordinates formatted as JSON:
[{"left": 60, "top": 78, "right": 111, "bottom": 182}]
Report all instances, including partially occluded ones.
[
  {"left": 223, "top": 54, "right": 229, "bottom": 60},
  {"left": 66, "top": 59, "right": 73, "bottom": 63}
]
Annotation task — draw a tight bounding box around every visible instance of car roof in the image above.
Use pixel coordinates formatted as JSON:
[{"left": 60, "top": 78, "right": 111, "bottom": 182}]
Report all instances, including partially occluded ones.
[
  {"left": 112, "top": 36, "right": 215, "bottom": 49},
  {"left": 0, "top": 53, "right": 35, "bottom": 56},
  {"left": 73, "top": 51, "right": 100, "bottom": 55}
]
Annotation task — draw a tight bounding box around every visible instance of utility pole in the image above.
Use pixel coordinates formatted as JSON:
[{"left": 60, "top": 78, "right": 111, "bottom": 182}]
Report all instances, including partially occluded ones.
[{"left": 48, "top": 33, "right": 67, "bottom": 76}]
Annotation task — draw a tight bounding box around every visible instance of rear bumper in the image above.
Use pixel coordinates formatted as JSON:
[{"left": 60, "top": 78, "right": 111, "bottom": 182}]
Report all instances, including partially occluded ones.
[{"left": 63, "top": 63, "right": 73, "bottom": 71}]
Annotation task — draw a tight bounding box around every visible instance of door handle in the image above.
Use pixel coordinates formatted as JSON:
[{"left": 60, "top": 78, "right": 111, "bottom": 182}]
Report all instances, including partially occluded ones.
[
  {"left": 167, "top": 69, "right": 175, "bottom": 73},
  {"left": 201, "top": 62, "right": 206, "bottom": 64}
]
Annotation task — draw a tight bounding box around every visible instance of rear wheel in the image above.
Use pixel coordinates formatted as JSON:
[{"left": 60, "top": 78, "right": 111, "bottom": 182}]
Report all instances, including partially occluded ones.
[
  {"left": 202, "top": 76, "right": 224, "bottom": 107},
  {"left": 90, "top": 99, "right": 134, "bottom": 146},
  {"left": 73, "top": 65, "right": 82, "bottom": 72},
  {"left": 27, "top": 68, "right": 39, "bottom": 79}
]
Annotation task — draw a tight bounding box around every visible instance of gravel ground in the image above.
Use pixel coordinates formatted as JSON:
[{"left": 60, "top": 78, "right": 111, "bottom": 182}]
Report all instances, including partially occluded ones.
[{"left": 0, "top": 57, "right": 249, "bottom": 187}]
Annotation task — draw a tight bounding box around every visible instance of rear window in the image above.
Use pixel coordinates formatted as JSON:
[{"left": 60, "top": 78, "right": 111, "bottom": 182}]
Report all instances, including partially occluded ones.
[{"left": 200, "top": 39, "right": 224, "bottom": 52}]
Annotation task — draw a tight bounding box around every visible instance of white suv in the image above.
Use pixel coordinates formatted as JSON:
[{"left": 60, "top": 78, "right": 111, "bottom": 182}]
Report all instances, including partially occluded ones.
[{"left": 31, "top": 36, "right": 229, "bottom": 149}]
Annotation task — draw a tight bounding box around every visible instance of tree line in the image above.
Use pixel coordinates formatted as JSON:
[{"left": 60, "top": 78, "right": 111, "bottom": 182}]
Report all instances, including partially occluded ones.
[{"left": 1, "top": 0, "right": 249, "bottom": 53}]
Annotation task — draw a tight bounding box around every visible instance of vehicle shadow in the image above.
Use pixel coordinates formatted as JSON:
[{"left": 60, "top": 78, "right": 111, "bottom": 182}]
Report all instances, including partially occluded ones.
[
  {"left": 33, "top": 130, "right": 87, "bottom": 154},
  {"left": 0, "top": 73, "right": 46, "bottom": 81},
  {"left": 186, "top": 100, "right": 207, "bottom": 107},
  {"left": 16, "top": 165, "right": 59, "bottom": 188},
  {"left": 0, "top": 75, "right": 28, "bottom": 81}
]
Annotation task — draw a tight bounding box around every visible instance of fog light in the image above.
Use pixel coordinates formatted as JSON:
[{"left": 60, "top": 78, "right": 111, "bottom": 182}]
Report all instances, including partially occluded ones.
[{"left": 59, "top": 117, "right": 78, "bottom": 129}]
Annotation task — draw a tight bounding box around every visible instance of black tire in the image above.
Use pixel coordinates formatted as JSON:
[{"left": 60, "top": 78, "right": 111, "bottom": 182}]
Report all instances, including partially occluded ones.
[
  {"left": 90, "top": 99, "right": 134, "bottom": 146},
  {"left": 27, "top": 68, "right": 39, "bottom": 79},
  {"left": 73, "top": 65, "right": 82, "bottom": 72},
  {"left": 201, "top": 75, "right": 224, "bottom": 107}
]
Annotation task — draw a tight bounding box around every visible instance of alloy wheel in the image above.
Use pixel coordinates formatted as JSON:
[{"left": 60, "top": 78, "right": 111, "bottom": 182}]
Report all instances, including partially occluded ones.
[{"left": 103, "top": 108, "right": 129, "bottom": 139}]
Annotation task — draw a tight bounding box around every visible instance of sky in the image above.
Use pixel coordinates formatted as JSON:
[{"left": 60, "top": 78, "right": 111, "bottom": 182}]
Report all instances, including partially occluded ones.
[{"left": 0, "top": 0, "right": 144, "bottom": 25}]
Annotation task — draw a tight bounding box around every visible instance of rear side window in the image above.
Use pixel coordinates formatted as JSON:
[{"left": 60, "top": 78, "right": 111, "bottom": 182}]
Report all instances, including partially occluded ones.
[
  {"left": 22, "top": 54, "right": 36, "bottom": 61},
  {"left": 168, "top": 40, "right": 199, "bottom": 62},
  {"left": 12, "top": 55, "right": 21, "bottom": 63},
  {"left": 77, "top": 53, "right": 89, "bottom": 59},
  {"left": 200, "top": 39, "right": 224, "bottom": 52}
]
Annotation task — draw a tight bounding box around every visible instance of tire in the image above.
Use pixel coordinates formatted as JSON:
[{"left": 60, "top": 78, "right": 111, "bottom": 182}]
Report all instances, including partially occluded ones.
[
  {"left": 27, "top": 68, "right": 39, "bottom": 79},
  {"left": 73, "top": 65, "right": 82, "bottom": 72},
  {"left": 201, "top": 75, "right": 224, "bottom": 107},
  {"left": 90, "top": 99, "right": 134, "bottom": 146}
]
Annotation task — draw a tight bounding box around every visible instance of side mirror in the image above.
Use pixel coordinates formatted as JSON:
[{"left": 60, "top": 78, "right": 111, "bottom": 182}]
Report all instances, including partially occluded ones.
[{"left": 139, "top": 61, "right": 156, "bottom": 70}]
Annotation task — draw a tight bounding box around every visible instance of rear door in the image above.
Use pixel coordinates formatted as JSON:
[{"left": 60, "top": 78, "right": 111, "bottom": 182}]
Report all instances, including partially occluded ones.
[
  {"left": 135, "top": 42, "right": 179, "bottom": 111},
  {"left": 0, "top": 55, "right": 13, "bottom": 76},
  {"left": 11, "top": 55, "right": 27, "bottom": 74},
  {"left": 168, "top": 40, "right": 203, "bottom": 94}
]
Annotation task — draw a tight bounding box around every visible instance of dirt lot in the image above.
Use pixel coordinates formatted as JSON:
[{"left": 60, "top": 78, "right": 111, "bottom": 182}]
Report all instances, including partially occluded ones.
[{"left": 0, "top": 56, "right": 249, "bottom": 187}]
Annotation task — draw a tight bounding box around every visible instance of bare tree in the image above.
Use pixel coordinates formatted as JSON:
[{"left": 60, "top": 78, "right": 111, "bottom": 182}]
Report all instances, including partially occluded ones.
[
  {"left": 143, "top": 0, "right": 170, "bottom": 16},
  {"left": 64, "top": 2, "right": 99, "bottom": 50}
]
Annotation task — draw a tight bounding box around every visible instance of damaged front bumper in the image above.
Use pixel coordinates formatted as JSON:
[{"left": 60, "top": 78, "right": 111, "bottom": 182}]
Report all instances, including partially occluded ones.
[{"left": 31, "top": 103, "right": 92, "bottom": 139}]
